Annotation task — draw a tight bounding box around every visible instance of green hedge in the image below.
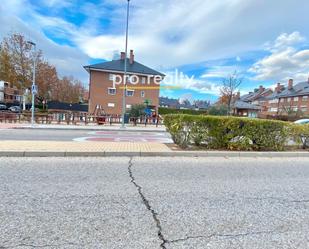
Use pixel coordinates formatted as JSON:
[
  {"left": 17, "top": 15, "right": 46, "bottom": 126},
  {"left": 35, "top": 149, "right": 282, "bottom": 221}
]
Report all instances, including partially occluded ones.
[{"left": 164, "top": 114, "right": 294, "bottom": 151}]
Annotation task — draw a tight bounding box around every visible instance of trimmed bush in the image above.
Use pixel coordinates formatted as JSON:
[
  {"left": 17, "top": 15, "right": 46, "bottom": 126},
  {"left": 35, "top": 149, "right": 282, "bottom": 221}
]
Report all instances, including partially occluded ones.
[{"left": 164, "top": 114, "right": 291, "bottom": 151}]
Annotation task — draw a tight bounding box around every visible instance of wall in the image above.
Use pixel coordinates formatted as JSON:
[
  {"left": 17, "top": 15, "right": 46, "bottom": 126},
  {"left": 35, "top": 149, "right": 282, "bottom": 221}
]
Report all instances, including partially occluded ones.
[{"left": 88, "top": 70, "right": 160, "bottom": 115}]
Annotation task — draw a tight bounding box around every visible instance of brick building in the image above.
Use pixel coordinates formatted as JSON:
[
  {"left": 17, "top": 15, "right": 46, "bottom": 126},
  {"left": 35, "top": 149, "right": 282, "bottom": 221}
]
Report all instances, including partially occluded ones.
[
  {"left": 0, "top": 80, "right": 22, "bottom": 105},
  {"left": 84, "top": 50, "right": 165, "bottom": 115},
  {"left": 238, "top": 78, "right": 309, "bottom": 118}
]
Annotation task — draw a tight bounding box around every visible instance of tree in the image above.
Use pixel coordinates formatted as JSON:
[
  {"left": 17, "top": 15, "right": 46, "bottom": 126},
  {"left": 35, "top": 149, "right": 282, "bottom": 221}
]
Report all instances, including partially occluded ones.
[
  {"left": 0, "top": 32, "right": 87, "bottom": 104},
  {"left": 0, "top": 44, "right": 17, "bottom": 84},
  {"left": 208, "top": 105, "right": 228, "bottom": 116},
  {"left": 1, "top": 33, "right": 33, "bottom": 89},
  {"left": 220, "top": 71, "right": 242, "bottom": 115}
]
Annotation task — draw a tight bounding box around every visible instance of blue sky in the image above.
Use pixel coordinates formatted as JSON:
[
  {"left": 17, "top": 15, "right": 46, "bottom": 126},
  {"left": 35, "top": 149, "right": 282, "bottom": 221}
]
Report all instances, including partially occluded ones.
[{"left": 1, "top": 0, "right": 309, "bottom": 102}]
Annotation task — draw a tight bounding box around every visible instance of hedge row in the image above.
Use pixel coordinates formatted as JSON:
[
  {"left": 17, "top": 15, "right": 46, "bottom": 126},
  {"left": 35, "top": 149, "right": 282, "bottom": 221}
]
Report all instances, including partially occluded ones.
[{"left": 164, "top": 114, "right": 309, "bottom": 151}]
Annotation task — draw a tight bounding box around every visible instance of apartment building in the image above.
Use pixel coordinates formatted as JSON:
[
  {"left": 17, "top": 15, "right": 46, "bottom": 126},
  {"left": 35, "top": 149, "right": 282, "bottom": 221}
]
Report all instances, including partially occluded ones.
[
  {"left": 238, "top": 78, "right": 309, "bottom": 117},
  {"left": 0, "top": 80, "right": 22, "bottom": 104},
  {"left": 84, "top": 50, "right": 165, "bottom": 115}
]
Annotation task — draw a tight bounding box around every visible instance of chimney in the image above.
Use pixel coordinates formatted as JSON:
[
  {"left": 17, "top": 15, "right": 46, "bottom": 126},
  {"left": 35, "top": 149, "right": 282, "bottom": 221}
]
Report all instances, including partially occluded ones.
[
  {"left": 129, "top": 50, "right": 134, "bottom": 64},
  {"left": 236, "top": 91, "right": 240, "bottom": 99},
  {"left": 259, "top": 85, "right": 265, "bottom": 92},
  {"left": 275, "top": 83, "right": 281, "bottom": 93},
  {"left": 120, "top": 52, "right": 126, "bottom": 60},
  {"left": 288, "top": 79, "right": 293, "bottom": 90}
]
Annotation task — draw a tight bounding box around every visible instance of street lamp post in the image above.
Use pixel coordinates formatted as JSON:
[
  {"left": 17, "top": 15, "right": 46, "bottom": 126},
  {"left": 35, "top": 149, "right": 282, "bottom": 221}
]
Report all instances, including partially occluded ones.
[
  {"left": 121, "top": 0, "right": 130, "bottom": 129},
  {"left": 27, "top": 41, "right": 36, "bottom": 126}
]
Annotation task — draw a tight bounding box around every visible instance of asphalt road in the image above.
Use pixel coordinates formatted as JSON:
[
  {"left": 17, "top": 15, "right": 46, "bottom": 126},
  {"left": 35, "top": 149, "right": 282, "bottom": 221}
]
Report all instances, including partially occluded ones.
[
  {"left": 0, "top": 129, "right": 172, "bottom": 143},
  {"left": 0, "top": 157, "right": 309, "bottom": 248}
]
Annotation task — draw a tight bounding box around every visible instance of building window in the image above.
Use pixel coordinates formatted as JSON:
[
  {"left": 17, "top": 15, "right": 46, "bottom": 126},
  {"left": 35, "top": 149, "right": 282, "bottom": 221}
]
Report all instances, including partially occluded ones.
[
  {"left": 126, "top": 104, "right": 132, "bottom": 109},
  {"left": 109, "top": 74, "right": 115, "bottom": 81},
  {"left": 293, "top": 97, "right": 298, "bottom": 101},
  {"left": 302, "top": 96, "right": 308, "bottom": 101},
  {"left": 141, "top": 91, "right": 145, "bottom": 98},
  {"left": 108, "top": 103, "right": 115, "bottom": 107},
  {"left": 141, "top": 77, "right": 146, "bottom": 84},
  {"left": 270, "top": 107, "right": 278, "bottom": 112},
  {"left": 126, "top": 90, "right": 134, "bottom": 96},
  {"left": 108, "top": 88, "right": 116, "bottom": 95},
  {"left": 287, "top": 98, "right": 291, "bottom": 102}
]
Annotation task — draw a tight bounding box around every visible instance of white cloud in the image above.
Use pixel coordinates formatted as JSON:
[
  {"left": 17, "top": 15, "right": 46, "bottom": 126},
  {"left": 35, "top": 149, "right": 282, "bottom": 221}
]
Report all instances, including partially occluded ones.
[
  {"left": 77, "top": 0, "right": 309, "bottom": 69},
  {"left": 0, "top": 1, "right": 90, "bottom": 84},
  {"left": 249, "top": 32, "right": 309, "bottom": 82},
  {"left": 2, "top": 0, "right": 309, "bottom": 87}
]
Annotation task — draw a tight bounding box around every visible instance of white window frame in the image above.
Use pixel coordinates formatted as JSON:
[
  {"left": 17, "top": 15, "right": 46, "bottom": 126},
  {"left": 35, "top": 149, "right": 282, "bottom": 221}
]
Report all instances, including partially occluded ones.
[
  {"left": 141, "top": 77, "right": 146, "bottom": 84},
  {"left": 107, "top": 103, "right": 115, "bottom": 107},
  {"left": 293, "top": 97, "right": 298, "bottom": 101},
  {"left": 126, "top": 89, "right": 134, "bottom": 97},
  {"left": 302, "top": 96, "right": 308, "bottom": 101},
  {"left": 109, "top": 74, "right": 115, "bottom": 81},
  {"left": 108, "top": 87, "right": 116, "bottom": 95},
  {"left": 287, "top": 98, "right": 291, "bottom": 102},
  {"left": 126, "top": 104, "right": 132, "bottom": 109},
  {"left": 141, "top": 91, "right": 145, "bottom": 98}
]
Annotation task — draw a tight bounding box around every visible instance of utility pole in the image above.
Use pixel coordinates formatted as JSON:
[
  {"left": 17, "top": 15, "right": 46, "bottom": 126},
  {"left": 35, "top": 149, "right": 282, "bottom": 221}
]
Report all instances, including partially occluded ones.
[
  {"left": 121, "top": 0, "right": 130, "bottom": 129},
  {"left": 27, "top": 41, "right": 36, "bottom": 126}
]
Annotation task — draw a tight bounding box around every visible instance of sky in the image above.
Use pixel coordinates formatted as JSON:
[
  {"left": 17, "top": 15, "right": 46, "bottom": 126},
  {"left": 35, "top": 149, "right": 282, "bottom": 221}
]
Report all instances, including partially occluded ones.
[{"left": 1, "top": 0, "right": 309, "bottom": 102}]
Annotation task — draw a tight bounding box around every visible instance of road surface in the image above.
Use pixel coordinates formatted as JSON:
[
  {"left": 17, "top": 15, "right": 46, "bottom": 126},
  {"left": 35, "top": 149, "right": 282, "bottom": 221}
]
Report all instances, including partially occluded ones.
[
  {"left": 0, "top": 157, "right": 309, "bottom": 248},
  {"left": 0, "top": 129, "right": 172, "bottom": 143}
]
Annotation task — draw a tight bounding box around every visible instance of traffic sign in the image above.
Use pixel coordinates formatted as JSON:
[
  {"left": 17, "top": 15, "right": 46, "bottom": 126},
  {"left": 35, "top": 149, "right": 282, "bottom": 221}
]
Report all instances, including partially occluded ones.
[{"left": 31, "top": 85, "right": 38, "bottom": 95}]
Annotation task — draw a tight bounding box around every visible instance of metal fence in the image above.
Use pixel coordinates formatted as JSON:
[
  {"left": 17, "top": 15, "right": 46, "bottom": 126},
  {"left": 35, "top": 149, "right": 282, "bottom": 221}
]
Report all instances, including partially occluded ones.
[{"left": 0, "top": 111, "right": 163, "bottom": 126}]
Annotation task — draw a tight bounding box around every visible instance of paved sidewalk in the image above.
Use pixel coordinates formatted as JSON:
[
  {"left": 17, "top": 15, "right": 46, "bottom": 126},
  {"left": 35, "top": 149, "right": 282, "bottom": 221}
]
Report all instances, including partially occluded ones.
[
  {"left": 0, "top": 140, "right": 308, "bottom": 157},
  {"left": 0, "top": 123, "right": 24, "bottom": 129},
  {"left": 0, "top": 140, "right": 171, "bottom": 153}
]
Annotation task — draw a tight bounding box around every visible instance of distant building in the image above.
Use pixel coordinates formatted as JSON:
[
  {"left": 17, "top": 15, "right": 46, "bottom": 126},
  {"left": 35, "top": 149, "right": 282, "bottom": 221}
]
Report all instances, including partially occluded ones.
[
  {"left": 159, "top": 96, "right": 180, "bottom": 109},
  {"left": 84, "top": 50, "right": 165, "bottom": 115},
  {"left": 236, "top": 77, "right": 309, "bottom": 118},
  {"left": 0, "top": 81, "right": 22, "bottom": 105}
]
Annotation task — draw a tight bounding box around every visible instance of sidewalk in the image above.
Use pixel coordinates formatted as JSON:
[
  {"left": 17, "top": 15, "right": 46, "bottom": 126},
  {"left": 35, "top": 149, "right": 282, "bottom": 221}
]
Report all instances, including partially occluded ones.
[
  {"left": 0, "top": 140, "right": 308, "bottom": 157},
  {"left": 14, "top": 123, "right": 167, "bottom": 132},
  {"left": 0, "top": 140, "right": 171, "bottom": 156}
]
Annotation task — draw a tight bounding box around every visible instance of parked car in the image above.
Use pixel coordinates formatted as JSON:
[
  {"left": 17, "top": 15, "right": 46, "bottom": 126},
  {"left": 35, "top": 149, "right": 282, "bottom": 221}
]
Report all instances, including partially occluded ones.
[
  {"left": 8, "top": 106, "right": 21, "bottom": 113},
  {"left": 294, "top": 119, "right": 309, "bottom": 125},
  {"left": 0, "top": 104, "right": 8, "bottom": 111}
]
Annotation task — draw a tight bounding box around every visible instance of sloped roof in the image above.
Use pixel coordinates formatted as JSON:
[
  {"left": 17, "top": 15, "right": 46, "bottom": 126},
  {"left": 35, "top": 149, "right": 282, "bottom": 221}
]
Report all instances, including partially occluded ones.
[
  {"left": 233, "top": 100, "right": 261, "bottom": 110},
  {"left": 277, "top": 81, "right": 309, "bottom": 98},
  {"left": 159, "top": 97, "right": 179, "bottom": 107},
  {"left": 84, "top": 58, "right": 165, "bottom": 77}
]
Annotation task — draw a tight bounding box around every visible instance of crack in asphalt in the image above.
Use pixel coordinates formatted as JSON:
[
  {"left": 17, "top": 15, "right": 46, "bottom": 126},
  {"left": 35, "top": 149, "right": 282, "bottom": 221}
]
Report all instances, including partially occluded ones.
[
  {"left": 127, "top": 157, "right": 168, "bottom": 249},
  {"left": 127, "top": 157, "right": 292, "bottom": 248},
  {"left": 1, "top": 242, "right": 78, "bottom": 249},
  {"left": 167, "top": 229, "right": 289, "bottom": 244}
]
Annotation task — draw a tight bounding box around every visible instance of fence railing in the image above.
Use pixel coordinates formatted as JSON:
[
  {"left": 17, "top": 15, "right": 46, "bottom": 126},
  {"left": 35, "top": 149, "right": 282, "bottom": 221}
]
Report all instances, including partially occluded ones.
[{"left": 0, "top": 111, "right": 163, "bottom": 126}]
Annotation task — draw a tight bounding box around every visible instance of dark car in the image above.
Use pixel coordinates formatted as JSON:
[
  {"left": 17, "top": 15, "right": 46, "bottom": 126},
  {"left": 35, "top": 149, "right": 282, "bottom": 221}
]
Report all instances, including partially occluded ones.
[
  {"left": 8, "top": 106, "right": 21, "bottom": 113},
  {"left": 0, "top": 104, "right": 8, "bottom": 111}
]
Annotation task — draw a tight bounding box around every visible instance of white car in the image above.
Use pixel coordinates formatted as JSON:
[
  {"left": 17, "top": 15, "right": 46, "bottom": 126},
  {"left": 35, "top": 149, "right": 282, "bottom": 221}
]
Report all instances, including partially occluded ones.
[{"left": 294, "top": 119, "right": 309, "bottom": 124}]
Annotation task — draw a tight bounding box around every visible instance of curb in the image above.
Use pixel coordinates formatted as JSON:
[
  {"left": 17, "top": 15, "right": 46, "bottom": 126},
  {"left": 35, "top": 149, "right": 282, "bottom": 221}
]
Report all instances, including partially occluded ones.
[{"left": 0, "top": 151, "right": 308, "bottom": 157}]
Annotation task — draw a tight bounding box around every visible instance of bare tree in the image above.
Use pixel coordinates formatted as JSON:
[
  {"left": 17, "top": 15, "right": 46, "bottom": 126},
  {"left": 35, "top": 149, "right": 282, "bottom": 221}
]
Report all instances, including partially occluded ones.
[{"left": 220, "top": 71, "right": 242, "bottom": 115}]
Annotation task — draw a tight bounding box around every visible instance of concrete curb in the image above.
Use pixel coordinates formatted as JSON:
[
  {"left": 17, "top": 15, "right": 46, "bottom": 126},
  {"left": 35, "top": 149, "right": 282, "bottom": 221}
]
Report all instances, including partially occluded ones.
[{"left": 0, "top": 150, "right": 308, "bottom": 157}]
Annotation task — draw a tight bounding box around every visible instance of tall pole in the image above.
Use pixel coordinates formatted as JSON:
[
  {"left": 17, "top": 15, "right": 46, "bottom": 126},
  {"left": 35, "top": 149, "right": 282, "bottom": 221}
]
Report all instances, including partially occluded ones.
[
  {"left": 28, "top": 41, "right": 36, "bottom": 126},
  {"left": 121, "top": 0, "right": 130, "bottom": 128}
]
